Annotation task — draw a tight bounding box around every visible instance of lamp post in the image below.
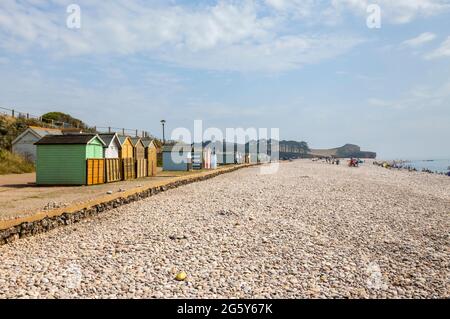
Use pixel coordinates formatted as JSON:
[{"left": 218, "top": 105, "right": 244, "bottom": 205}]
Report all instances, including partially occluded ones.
[{"left": 160, "top": 120, "right": 166, "bottom": 144}]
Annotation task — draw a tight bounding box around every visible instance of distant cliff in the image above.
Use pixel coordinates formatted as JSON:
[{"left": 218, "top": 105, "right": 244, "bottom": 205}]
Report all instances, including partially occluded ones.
[{"left": 309, "top": 144, "right": 376, "bottom": 159}]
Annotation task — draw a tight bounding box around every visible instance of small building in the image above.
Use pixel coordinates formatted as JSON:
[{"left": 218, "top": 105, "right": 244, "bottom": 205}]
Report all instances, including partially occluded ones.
[
  {"left": 12, "top": 126, "right": 62, "bottom": 163},
  {"left": 162, "top": 144, "right": 192, "bottom": 171},
  {"left": 99, "top": 133, "right": 122, "bottom": 183},
  {"left": 117, "top": 136, "right": 134, "bottom": 159},
  {"left": 98, "top": 133, "right": 121, "bottom": 158},
  {"left": 130, "top": 137, "right": 145, "bottom": 159},
  {"left": 235, "top": 152, "right": 245, "bottom": 164},
  {"left": 35, "top": 134, "right": 106, "bottom": 185},
  {"left": 217, "top": 151, "right": 235, "bottom": 165},
  {"left": 192, "top": 145, "right": 203, "bottom": 170},
  {"left": 142, "top": 139, "right": 158, "bottom": 176},
  {"left": 130, "top": 137, "right": 146, "bottom": 178}
]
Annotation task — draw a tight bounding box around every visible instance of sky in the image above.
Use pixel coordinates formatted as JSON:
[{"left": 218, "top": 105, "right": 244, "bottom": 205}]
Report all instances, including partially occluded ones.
[{"left": 0, "top": 0, "right": 449, "bottom": 159}]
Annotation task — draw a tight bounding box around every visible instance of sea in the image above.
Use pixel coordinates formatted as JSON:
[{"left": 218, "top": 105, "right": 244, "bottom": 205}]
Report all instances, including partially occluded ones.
[{"left": 401, "top": 159, "right": 450, "bottom": 174}]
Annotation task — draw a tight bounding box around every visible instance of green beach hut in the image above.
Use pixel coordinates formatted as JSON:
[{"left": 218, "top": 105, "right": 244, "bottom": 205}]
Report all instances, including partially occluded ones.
[{"left": 35, "top": 134, "right": 106, "bottom": 185}]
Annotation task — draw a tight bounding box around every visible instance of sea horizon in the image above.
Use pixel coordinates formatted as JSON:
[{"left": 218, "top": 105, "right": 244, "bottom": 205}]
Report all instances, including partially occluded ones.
[{"left": 389, "top": 159, "right": 450, "bottom": 173}]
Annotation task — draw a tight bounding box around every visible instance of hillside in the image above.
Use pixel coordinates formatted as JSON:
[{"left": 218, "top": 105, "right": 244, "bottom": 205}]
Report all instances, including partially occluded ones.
[
  {"left": 309, "top": 144, "right": 376, "bottom": 159},
  {"left": 41, "top": 112, "right": 95, "bottom": 131},
  {"left": 0, "top": 114, "right": 42, "bottom": 151}
]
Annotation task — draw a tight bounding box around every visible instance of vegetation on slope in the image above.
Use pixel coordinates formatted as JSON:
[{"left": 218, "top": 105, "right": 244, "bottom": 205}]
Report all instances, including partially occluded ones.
[
  {"left": 0, "top": 149, "right": 35, "bottom": 174},
  {"left": 0, "top": 114, "right": 42, "bottom": 151},
  {"left": 41, "top": 112, "right": 95, "bottom": 131}
]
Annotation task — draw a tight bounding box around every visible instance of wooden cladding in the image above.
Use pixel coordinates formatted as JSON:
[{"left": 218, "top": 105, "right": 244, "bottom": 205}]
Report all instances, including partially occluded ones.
[
  {"left": 122, "top": 158, "right": 135, "bottom": 180},
  {"left": 86, "top": 159, "right": 105, "bottom": 185},
  {"left": 147, "top": 147, "right": 157, "bottom": 177},
  {"left": 135, "top": 159, "right": 147, "bottom": 178},
  {"left": 85, "top": 156, "right": 157, "bottom": 185},
  {"left": 105, "top": 158, "right": 122, "bottom": 183}
]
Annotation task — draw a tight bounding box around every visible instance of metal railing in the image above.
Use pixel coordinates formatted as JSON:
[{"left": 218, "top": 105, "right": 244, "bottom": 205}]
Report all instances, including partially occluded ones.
[
  {"left": 95, "top": 126, "right": 155, "bottom": 138},
  {"left": 1, "top": 106, "right": 158, "bottom": 139}
]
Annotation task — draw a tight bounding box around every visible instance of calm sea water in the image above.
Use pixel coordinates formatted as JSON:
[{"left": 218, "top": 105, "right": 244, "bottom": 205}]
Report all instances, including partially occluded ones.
[{"left": 403, "top": 159, "right": 450, "bottom": 173}]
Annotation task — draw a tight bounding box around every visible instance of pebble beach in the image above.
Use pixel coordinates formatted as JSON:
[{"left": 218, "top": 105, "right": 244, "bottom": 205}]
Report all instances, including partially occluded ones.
[{"left": 0, "top": 160, "right": 448, "bottom": 299}]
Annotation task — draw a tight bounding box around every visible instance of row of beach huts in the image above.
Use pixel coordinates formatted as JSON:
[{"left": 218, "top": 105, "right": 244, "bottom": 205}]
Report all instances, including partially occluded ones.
[
  {"left": 34, "top": 133, "right": 158, "bottom": 185},
  {"left": 11, "top": 126, "right": 267, "bottom": 186}
]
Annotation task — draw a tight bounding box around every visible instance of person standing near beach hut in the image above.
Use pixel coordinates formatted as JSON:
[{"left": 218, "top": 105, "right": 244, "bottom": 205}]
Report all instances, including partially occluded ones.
[
  {"left": 130, "top": 137, "right": 147, "bottom": 178},
  {"left": 142, "top": 139, "right": 157, "bottom": 177},
  {"left": 35, "top": 134, "right": 106, "bottom": 185}
]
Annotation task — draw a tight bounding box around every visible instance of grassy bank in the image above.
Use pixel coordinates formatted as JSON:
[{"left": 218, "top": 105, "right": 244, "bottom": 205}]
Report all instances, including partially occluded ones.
[{"left": 0, "top": 150, "right": 35, "bottom": 175}]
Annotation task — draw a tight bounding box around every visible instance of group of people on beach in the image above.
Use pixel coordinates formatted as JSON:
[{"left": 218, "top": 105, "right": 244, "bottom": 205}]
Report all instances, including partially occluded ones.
[
  {"left": 325, "top": 157, "right": 340, "bottom": 165},
  {"left": 348, "top": 158, "right": 361, "bottom": 167},
  {"left": 374, "top": 161, "right": 450, "bottom": 176}
]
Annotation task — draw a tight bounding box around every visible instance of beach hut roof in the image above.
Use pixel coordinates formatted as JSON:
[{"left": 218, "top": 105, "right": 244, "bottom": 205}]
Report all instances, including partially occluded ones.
[
  {"left": 129, "top": 137, "right": 145, "bottom": 147},
  {"left": 35, "top": 134, "right": 106, "bottom": 146},
  {"left": 117, "top": 135, "right": 132, "bottom": 145},
  {"left": 12, "top": 126, "right": 62, "bottom": 145},
  {"left": 98, "top": 133, "right": 120, "bottom": 147},
  {"left": 141, "top": 139, "right": 156, "bottom": 148}
]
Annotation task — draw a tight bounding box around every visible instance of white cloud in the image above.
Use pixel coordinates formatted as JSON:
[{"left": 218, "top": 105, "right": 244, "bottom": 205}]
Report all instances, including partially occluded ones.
[
  {"left": 0, "top": 0, "right": 366, "bottom": 72},
  {"left": 425, "top": 36, "right": 450, "bottom": 59},
  {"left": 0, "top": 0, "right": 448, "bottom": 72},
  {"left": 332, "top": 0, "right": 450, "bottom": 24},
  {"left": 401, "top": 32, "right": 437, "bottom": 47}
]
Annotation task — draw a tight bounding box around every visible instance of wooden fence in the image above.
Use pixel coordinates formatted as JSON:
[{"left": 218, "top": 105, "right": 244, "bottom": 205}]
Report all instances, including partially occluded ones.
[
  {"left": 105, "top": 158, "right": 122, "bottom": 183},
  {"left": 86, "top": 159, "right": 105, "bottom": 185},
  {"left": 122, "top": 158, "right": 135, "bottom": 180}
]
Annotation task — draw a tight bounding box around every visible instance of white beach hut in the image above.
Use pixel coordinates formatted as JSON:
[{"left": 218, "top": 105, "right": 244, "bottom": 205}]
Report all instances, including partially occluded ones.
[{"left": 98, "top": 133, "right": 122, "bottom": 158}]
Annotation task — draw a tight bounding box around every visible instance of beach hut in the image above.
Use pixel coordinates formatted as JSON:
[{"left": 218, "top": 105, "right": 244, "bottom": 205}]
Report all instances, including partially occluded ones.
[
  {"left": 235, "top": 152, "right": 245, "bottom": 164},
  {"left": 12, "top": 126, "right": 62, "bottom": 163},
  {"left": 130, "top": 137, "right": 145, "bottom": 159},
  {"left": 98, "top": 133, "right": 122, "bottom": 183},
  {"left": 117, "top": 136, "right": 135, "bottom": 180},
  {"left": 117, "top": 136, "right": 133, "bottom": 159},
  {"left": 215, "top": 141, "right": 235, "bottom": 165},
  {"left": 98, "top": 133, "right": 121, "bottom": 158},
  {"left": 192, "top": 145, "right": 203, "bottom": 170},
  {"left": 35, "top": 134, "right": 106, "bottom": 185},
  {"left": 162, "top": 144, "right": 192, "bottom": 171},
  {"left": 211, "top": 152, "right": 218, "bottom": 169},
  {"left": 203, "top": 147, "right": 211, "bottom": 169},
  {"left": 130, "top": 137, "right": 147, "bottom": 178},
  {"left": 217, "top": 151, "right": 235, "bottom": 165},
  {"left": 142, "top": 139, "right": 157, "bottom": 177}
]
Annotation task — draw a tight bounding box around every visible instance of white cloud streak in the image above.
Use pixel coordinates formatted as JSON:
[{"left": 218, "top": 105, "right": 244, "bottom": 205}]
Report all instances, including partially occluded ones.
[
  {"left": 425, "top": 36, "right": 450, "bottom": 59},
  {"left": 402, "top": 32, "right": 437, "bottom": 47}
]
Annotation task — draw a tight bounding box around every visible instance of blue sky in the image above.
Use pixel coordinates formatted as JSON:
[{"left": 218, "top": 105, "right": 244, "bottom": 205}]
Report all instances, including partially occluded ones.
[{"left": 1, "top": 0, "right": 450, "bottom": 159}]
